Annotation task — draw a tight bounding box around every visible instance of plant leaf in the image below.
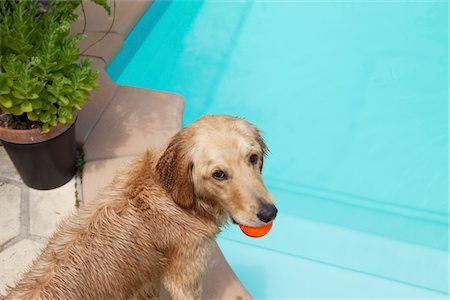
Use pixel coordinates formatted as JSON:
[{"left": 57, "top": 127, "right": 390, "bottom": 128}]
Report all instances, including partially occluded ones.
[
  {"left": 20, "top": 101, "right": 33, "bottom": 112},
  {"left": 58, "top": 96, "right": 69, "bottom": 106},
  {"left": 27, "top": 111, "right": 39, "bottom": 121},
  {"left": 0, "top": 85, "right": 10, "bottom": 95},
  {"left": 0, "top": 77, "right": 10, "bottom": 94},
  {"left": 39, "top": 111, "right": 51, "bottom": 123},
  {"left": 89, "top": 0, "right": 111, "bottom": 15},
  {"left": 42, "top": 123, "right": 49, "bottom": 133},
  {"left": 10, "top": 105, "right": 23, "bottom": 116},
  {"left": 30, "top": 99, "right": 43, "bottom": 109},
  {"left": 11, "top": 90, "right": 26, "bottom": 99},
  {"left": 0, "top": 96, "right": 13, "bottom": 108}
]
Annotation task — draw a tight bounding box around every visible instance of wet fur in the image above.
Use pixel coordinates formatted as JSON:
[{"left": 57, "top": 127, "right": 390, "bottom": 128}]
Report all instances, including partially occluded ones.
[{"left": 2, "top": 115, "right": 273, "bottom": 300}]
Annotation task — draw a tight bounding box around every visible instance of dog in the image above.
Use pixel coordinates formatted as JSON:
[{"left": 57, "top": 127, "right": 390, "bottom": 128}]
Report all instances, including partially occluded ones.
[{"left": 3, "top": 115, "right": 278, "bottom": 300}]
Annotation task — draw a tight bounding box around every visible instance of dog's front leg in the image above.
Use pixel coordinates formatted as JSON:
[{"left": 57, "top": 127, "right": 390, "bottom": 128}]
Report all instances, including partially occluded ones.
[{"left": 162, "top": 242, "right": 212, "bottom": 300}]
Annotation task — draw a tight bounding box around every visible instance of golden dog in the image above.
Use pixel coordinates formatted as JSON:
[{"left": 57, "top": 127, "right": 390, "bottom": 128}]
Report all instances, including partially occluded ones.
[{"left": 3, "top": 115, "right": 277, "bottom": 300}]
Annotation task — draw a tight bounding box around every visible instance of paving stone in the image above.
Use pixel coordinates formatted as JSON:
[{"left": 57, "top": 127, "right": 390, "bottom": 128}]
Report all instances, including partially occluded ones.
[
  {"left": 76, "top": 58, "right": 119, "bottom": 146},
  {"left": 0, "top": 239, "right": 43, "bottom": 296},
  {"left": 72, "top": 0, "right": 153, "bottom": 38},
  {"left": 82, "top": 156, "right": 135, "bottom": 204},
  {"left": 83, "top": 86, "right": 184, "bottom": 161},
  {"left": 0, "top": 183, "right": 21, "bottom": 246},
  {"left": 0, "top": 147, "right": 21, "bottom": 182},
  {"left": 77, "top": 31, "right": 123, "bottom": 66},
  {"left": 202, "top": 243, "right": 252, "bottom": 299},
  {"left": 29, "top": 179, "right": 77, "bottom": 238}
]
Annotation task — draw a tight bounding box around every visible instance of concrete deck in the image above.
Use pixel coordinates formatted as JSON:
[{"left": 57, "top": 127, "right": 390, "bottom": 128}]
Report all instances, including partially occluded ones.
[{"left": 0, "top": 1, "right": 250, "bottom": 298}]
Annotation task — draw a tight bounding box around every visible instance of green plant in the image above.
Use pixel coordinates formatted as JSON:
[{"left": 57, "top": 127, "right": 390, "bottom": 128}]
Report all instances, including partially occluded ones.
[
  {"left": 0, "top": 0, "right": 110, "bottom": 132},
  {"left": 74, "top": 148, "right": 85, "bottom": 208}
]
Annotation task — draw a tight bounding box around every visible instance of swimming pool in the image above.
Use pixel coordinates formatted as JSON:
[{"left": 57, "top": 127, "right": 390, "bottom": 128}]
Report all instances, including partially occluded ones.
[{"left": 107, "top": 0, "right": 448, "bottom": 298}]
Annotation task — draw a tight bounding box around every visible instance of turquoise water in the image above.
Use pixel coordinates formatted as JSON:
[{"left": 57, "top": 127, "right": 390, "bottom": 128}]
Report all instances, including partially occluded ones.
[{"left": 107, "top": 0, "right": 448, "bottom": 298}]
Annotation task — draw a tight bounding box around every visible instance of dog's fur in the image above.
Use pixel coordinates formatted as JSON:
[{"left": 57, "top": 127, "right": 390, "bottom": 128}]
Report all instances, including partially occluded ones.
[{"left": 2, "top": 115, "right": 276, "bottom": 300}]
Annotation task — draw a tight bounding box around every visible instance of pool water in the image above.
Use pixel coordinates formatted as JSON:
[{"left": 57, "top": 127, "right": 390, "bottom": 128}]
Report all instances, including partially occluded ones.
[{"left": 107, "top": 0, "right": 448, "bottom": 298}]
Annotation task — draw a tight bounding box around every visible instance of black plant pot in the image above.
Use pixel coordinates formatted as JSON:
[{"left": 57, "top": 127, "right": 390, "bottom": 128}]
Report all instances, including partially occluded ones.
[{"left": 1, "top": 122, "right": 76, "bottom": 190}]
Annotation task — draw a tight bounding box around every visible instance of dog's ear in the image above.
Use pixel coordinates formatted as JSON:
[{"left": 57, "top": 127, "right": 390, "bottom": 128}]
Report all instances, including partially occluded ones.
[
  {"left": 156, "top": 132, "right": 195, "bottom": 209},
  {"left": 255, "top": 130, "right": 268, "bottom": 172}
]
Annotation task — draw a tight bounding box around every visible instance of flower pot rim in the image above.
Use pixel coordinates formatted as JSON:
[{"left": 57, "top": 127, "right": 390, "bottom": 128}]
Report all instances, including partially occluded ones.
[{"left": 0, "top": 116, "right": 77, "bottom": 145}]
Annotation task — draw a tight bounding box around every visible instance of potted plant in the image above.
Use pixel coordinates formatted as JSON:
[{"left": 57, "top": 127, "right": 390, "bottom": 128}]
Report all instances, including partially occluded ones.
[{"left": 0, "top": 0, "right": 109, "bottom": 189}]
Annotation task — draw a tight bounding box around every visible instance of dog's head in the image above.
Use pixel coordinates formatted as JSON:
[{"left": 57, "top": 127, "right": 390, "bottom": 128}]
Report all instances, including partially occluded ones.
[{"left": 156, "top": 115, "right": 277, "bottom": 227}]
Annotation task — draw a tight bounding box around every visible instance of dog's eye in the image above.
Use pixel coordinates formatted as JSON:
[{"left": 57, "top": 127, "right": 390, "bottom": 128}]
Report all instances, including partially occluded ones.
[
  {"left": 212, "top": 170, "right": 227, "bottom": 181},
  {"left": 249, "top": 154, "right": 259, "bottom": 165}
]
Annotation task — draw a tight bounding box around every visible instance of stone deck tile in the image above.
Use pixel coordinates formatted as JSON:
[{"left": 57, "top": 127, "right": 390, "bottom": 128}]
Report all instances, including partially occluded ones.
[
  {"left": 0, "top": 183, "right": 21, "bottom": 246},
  {"left": 203, "top": 243, "right": 252, "bottom": 300},
  {"left": 77, "top": 31, "right": 123, "bottom": 66},
  {"left": 29, "top": 179, "right": 77, "bottom": 238},
  {"left": 82, "top": 156, "right": 136, "bottom": 204},
  {"left": 0, "top": 147, "right": 21, "bottom": 182},
  {"left": 72, "top": 0, "right": 153, "bottom": 38},
  {"left": 75, "top": 58, "right": 119, "bottom": 146},
  {"left": 83, "top": 86, "right": 183, "bottom": 162},
  {"left": 0, "top": 239, "right": 44, "bottom": 296}
]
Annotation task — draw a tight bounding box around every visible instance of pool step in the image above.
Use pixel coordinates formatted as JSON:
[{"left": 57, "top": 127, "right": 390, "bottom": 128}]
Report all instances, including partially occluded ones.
[
  {"left": 219, "top": 211, "right": 449, "bottom": 297},
  {"left": 218, "top": 237, "right": 448, "bottom": 299}
]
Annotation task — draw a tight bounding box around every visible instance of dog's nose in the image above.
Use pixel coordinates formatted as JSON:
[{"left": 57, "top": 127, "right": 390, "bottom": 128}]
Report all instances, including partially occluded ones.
[{"left": 257, "top": 204, "right": 278, "bottom": 223}]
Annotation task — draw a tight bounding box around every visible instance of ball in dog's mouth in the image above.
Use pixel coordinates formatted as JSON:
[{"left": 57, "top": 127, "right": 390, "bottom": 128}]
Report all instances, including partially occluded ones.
[{"left": 231, "top": 218, "right": 273, "bottom": 238}]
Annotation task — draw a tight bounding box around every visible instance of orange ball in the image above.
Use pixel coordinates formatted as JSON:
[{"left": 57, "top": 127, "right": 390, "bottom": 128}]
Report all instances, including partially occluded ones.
[{"left": 239, "top": 222, "right": 273, "bottom": 238}]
